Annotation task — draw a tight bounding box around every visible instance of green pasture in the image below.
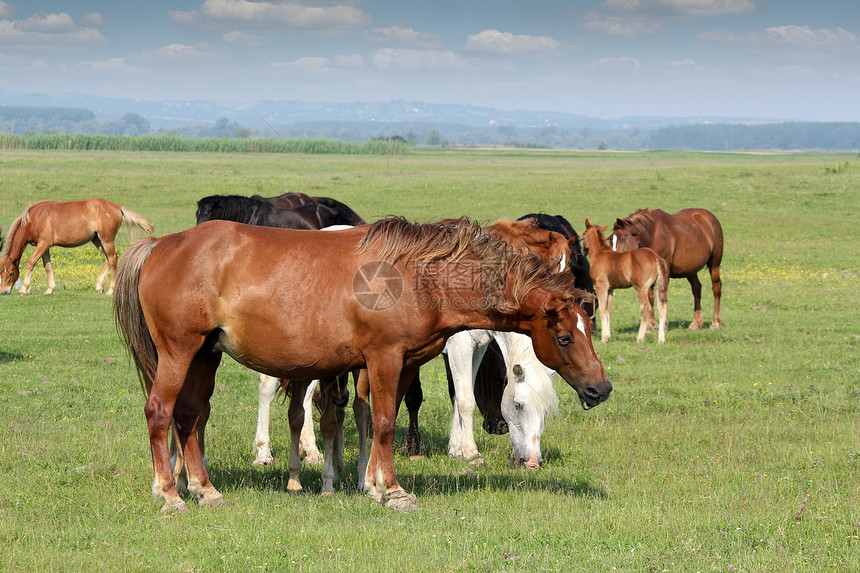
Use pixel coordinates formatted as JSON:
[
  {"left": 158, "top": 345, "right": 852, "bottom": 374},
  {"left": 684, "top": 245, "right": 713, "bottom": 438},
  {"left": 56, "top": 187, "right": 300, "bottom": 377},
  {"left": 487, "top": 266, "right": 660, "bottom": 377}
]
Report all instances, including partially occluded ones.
[{"left": 0, "top": 149, "right": 858, "bottom": 571}]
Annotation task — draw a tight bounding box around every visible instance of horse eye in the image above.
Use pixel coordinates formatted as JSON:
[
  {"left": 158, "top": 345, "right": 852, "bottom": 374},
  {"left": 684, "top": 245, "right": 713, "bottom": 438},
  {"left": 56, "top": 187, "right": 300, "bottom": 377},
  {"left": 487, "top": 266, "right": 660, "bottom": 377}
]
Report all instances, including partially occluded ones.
[
  {"left": 514, "top": 402, "right": 524, "bottom": 411},
  {"left": 558, "top": 334, "right": 572, "bottom": 346}
]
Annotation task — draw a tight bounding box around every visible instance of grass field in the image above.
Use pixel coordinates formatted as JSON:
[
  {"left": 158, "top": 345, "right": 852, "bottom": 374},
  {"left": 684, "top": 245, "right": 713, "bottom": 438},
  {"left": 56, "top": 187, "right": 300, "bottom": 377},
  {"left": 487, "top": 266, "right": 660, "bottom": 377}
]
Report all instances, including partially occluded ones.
[{"left": 0, "top": 148, "right": 858, "bottom": 571}]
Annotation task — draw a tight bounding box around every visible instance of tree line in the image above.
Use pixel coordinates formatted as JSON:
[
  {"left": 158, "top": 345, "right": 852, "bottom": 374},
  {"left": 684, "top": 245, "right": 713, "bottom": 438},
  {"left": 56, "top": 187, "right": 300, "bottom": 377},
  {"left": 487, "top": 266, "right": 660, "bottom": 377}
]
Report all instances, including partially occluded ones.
[{"left": 1, "top": 106, "right": 859, "bottom": 151}]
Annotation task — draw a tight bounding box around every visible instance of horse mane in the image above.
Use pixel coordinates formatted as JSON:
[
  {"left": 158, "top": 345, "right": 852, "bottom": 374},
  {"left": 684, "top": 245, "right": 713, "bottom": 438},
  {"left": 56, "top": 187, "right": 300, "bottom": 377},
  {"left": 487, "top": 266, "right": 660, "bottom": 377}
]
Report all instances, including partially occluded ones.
[
  {"left": 359, "top": 217, "right": 592, "bottom": 314},
  {"left": 0, "top": 205, "right": 32, "bottom": 263},
  {"left": 583, "top": 223, "right": 609, "bottom": 249},
  {"left": 619, "top": 208, "right": 656, "bottom": 229},
  {"left": 507, "top": 334, "right": 559, "bottom": 417},
  {"left": 197, "top": 195, "right": 274, "bottom": 225}
]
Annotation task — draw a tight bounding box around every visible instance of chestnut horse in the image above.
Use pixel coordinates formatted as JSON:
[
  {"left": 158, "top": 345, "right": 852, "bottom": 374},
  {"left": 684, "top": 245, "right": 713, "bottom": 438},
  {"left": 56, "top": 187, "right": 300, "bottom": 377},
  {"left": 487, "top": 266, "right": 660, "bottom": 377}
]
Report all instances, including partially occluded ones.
[
  {"left": 611, "top": 208, "right": 723, "bottom": 330},
  {"left": 582, "top": 220, "right": 668, "bottom": 344},
  {"left": 114, "top": 217, "right": 610, "bottom": 512},
  {"left": 0, "top": 198, "right": 153, "bottom": 295}
]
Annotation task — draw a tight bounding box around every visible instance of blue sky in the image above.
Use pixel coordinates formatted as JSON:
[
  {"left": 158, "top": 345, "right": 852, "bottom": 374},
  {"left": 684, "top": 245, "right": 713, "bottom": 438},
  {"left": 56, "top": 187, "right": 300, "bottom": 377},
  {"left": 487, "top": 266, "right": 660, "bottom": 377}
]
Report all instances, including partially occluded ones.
[{"left": 1, "top": 1, "right": 859, "bottom": 120}]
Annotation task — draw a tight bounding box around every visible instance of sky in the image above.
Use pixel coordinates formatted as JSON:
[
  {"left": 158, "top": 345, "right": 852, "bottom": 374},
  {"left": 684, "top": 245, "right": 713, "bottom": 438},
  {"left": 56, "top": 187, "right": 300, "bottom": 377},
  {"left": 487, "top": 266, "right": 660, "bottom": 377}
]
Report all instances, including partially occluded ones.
[{"left": 1, "top": 0, "right": 860, "bottom": 121}]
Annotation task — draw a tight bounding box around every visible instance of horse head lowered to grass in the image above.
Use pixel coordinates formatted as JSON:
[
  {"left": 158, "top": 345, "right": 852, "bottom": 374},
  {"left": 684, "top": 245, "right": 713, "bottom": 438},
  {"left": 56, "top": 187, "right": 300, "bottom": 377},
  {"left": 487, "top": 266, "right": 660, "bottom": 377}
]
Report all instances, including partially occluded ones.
[
  {"left": 0, "top": 198, "right": 153, "bottom": 295},
  {"left": 114, "top": 217, "right": 611, "bottom": 513}
]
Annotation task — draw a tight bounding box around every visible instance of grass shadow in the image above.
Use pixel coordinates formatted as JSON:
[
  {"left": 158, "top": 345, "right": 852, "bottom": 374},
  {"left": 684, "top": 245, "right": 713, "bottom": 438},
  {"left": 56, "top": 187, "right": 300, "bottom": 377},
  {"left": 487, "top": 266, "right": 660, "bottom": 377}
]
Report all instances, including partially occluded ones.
[{"left": 0, "top": 350, "right": 30, "bottom": 364}]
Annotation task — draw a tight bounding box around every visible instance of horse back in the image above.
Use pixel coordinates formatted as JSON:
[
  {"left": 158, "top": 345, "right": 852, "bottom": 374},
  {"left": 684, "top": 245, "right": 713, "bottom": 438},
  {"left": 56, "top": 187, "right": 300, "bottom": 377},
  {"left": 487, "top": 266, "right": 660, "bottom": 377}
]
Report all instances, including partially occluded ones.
[
  {"left": 650, "top": 208, "right": 722, "bottom": 276},
  {"left": 27, "top": 198, "right": 121, "bottom": 246}
]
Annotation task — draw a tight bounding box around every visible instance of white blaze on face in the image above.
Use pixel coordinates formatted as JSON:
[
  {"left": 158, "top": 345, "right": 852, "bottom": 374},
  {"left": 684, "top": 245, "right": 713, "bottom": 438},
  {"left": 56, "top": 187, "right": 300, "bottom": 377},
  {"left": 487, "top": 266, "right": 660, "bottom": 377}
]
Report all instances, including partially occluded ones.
[
  {"left": 611, "top": 234, "right": 617, "bottom": 251},
  {"left": 558, "top": 252, "right": 566, "bottom": 273},
  {"left": 577, "top": 313, "right": 587, "bottom": 337}
]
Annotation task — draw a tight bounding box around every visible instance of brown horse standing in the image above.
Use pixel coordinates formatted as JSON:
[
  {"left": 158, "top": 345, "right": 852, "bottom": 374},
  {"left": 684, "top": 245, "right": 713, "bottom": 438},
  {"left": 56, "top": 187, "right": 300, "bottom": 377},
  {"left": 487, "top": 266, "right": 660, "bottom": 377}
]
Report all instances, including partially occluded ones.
[
  {"left": 611, "top": 208, "right": 723, "bottom": 329},
  {"left": 114, "top": 218, "right": 611, "bottom": 512},
  {"left": 582, "top": 220, "right": 669, "bottom": 344},
  {"left": 0, "top": 198, "right": 153, "bottom": 295}
]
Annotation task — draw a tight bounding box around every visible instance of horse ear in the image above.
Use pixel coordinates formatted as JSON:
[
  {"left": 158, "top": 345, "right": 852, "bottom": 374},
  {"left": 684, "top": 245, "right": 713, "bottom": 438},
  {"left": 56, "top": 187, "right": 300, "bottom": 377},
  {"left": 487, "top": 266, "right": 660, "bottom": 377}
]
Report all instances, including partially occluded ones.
[
  {"left": 615, "top": 218, "right": 626, "bottom": 229},
  {"left": 599, "top": 224, "right": 609, "bottom": 234},
  {"left": 584, "top": 218, "right": 591, "bottom": 228}
]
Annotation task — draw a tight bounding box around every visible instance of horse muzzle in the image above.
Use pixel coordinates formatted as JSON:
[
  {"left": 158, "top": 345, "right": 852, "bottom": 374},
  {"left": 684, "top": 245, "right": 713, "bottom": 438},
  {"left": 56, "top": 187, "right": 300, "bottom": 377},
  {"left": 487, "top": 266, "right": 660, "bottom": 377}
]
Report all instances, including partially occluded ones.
[{"left": 579, "top": 378, "right": 612, "bottom": 410}]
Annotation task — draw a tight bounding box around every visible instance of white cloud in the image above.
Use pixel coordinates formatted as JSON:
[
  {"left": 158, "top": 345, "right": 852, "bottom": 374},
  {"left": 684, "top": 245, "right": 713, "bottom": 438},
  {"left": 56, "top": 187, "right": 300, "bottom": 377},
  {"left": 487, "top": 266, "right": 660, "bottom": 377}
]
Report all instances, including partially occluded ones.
[
  {"left": 172, "top": 0, "right": 372, "bottom": 31},
  {"left": 701, "top": 25, "right": 858, "bottom": 48},
  {"left": 269, "top": 56, "right": 331, "bottom": 74},
  {"left": 591, "top": 56, "right": 642, "bottom": 71},
  {"left": 369, "top": 48, "right": 466, "bottom": 71},
  {"left": 465, "top": 29, "right": 560, "bottom": 54},
  {"left": 222, "top": 30, "right": 268, "bottom": 46},
  {"left": 600, "top": 0, "right": 760, "bottom": 18},
  {"left": 363, "top": 26, "right": 441, "bottom": 48},
  {"left": 77, "top": 57, "right": 144, "bottom": 76},
  {"left": 332, "top": 53, "right": 364, "bottom": 68},
  {"left": 138, "top": 44, "right": 218, "bottom": 64},
  {"left": 0, "top": 8, "right": 107, "bottom": 45},
  {"left": 584, "top": 15, "right": 661, "bottom": 37},
  {"left": 0, "top": 1, "right": 18, "bottom": 19}
]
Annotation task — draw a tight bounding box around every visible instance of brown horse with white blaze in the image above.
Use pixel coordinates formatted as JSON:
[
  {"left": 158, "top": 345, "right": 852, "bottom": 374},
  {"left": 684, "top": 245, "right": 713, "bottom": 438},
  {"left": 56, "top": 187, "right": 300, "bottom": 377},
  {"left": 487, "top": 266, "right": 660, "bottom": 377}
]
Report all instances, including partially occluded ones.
[
  {"left": 611, "top": 208, "right": 723, "bottom": 330},
  {"left": 582, "top": 220, "right": 669, "bottom": 344},
  {"left": 114, "top": 217, "right": 611, "bottom": 513},
  {"left": 0, "top": 198, "right": 153, "bottom": 295}
]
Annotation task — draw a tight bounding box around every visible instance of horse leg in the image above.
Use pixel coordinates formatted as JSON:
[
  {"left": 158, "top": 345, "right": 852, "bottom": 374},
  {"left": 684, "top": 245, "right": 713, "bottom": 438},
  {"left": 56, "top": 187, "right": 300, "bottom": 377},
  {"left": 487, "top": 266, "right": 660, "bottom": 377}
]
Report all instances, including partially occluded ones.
[
  {"left": 687, "top": 274, "right": 704, "bottom": 330},
  {"left": 353, "top": 369, "right": 371, "bottom": 492},
  {"left": 656, "top": 282, "right": 668, "bottom": 344},
  {"left": 636, "top": 285, "right": 653, "bottom": 343},
  {"left": 595, "top": 283, "right": 611, "bottom": 343},
  {"left": 319, "top": 375, "right": 348, "bottom": 496},
  {"left": 173, "top": 353, "right": 223, "bottom": 508},
  {"left": 145, "top": 352, "right": 198, "bottom": 512},
  {"left": 92, "top": 237, "right": 118, "bottom": 295},
  {"left": 404, "top": 373, "right": 423, "bottom": 458},
  {"left": 299, "top": 380, "right": 323, "bottom": 465},
  {"left": 41, "top": 250, "right": 57, "bottom": 294},
  {"left": 286, "top": 380, "right": 312, "bottom": 492},
  {"left": 364, "top": 357, "right": 418, "bottom": 511},
  {"left": 19, "top": 244, "right": 50, "bottom": 294},
  {"left": 447, "top": 342, "right": 488, "bottom": 464},
  {"left": 709, "top": 262, "right": 722, "bottom": 329},
  {"left": 253, "top": 374, "right": 279, "bottom": 466}
]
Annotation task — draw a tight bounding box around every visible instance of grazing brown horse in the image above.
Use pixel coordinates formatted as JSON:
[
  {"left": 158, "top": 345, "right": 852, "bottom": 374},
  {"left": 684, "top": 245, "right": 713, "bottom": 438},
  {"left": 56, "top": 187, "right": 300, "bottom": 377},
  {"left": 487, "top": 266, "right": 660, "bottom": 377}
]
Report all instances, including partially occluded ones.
[
  {"left": 0, "top": 198, "right": 153, "bottom": 295},
  {"left": 582, "top": 220, "right": 668, "bottom": 344},
  {"left": 611, "top": 208, "right": 723, "bottom": 329},
  {"left": 114, "top": 217, "right": 611, "bottom": 512}
]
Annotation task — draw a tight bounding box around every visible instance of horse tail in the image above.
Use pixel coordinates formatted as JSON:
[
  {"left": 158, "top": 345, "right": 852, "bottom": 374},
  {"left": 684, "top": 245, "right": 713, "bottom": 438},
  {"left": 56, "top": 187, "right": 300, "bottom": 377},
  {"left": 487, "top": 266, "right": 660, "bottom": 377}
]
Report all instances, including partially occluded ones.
[
  {"left": 655, "top": 254, "right": 669, "bottom": 304},
  {"left": 120, "top": 207, "right": 155, "bottom": 235},
  {"left": 114, "top": 236, "right": 159, "bottom": 396}
]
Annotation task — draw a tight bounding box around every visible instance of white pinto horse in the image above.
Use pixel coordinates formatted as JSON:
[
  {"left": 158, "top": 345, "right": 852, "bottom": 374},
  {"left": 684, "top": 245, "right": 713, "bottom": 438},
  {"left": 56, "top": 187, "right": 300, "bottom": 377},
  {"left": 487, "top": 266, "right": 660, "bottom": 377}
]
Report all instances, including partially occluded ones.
[{"left": 444, "top": 329, "right": 558, "bottom": 467}]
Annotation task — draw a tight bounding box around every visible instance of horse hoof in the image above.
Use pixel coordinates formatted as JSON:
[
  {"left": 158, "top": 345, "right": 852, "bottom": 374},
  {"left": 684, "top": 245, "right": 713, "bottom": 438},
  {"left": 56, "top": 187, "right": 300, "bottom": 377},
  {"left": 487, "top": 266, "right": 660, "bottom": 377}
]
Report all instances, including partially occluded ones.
[
  {"left": 467, "top": 453, "right": 485, "bottom": 467},
  {"left": 303, "top": 451, "right": 324, "bottom": 466},
  {"left": 253, "top": 456, "right": 274, "bottom": 466},
  {"left": 408, "top": 455, "right": 426, "bottom": 461},
  {"left": 199, "top": 494, "right": 227, "bottom": 508},
  {"left": 161, "top": 500, "right": 189, "bottom": 514},
  {"left": 320, "top": 491, "right": 334, "bottom": 498},
  {"left": 383, "top": 490, "right": 418, "bottom": 512},
  {"left": 287, "top": 480, "right": 303, "bottom": 493},
  {"left": 710, "top": 322, "right": 722, "bottom": 330}
]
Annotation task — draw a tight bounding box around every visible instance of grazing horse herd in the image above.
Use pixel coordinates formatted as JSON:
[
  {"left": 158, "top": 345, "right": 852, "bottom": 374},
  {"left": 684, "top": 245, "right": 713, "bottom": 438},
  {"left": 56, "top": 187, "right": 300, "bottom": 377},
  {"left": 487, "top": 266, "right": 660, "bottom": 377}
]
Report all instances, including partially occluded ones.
[{"left": 0, "top": 193, "right": 723, "bottom": 513}]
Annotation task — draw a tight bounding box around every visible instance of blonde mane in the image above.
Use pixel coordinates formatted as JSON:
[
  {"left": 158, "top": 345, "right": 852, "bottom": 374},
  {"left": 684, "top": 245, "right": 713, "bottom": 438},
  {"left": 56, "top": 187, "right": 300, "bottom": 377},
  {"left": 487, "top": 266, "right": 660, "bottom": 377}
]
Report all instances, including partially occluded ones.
[{"left": 359, "top": 217, "right": 592, "bottom": 314}]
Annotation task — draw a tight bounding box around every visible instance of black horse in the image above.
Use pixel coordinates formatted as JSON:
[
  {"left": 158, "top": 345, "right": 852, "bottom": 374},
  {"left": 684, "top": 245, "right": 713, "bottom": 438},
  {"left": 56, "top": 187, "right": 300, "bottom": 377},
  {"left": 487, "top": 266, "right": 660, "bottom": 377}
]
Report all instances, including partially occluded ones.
[
  {"left": 517, "top": 213, "right": 595, "bottom": 324},
  {"left": 195, "top": 194, "right": 362, "bottom": 229}
]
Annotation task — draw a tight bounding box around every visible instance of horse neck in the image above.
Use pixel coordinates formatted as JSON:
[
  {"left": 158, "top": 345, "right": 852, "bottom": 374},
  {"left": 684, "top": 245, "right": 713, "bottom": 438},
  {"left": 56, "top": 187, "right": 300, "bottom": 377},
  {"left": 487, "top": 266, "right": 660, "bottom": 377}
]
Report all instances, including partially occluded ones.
[
  {"left": 584, "top": 230, "right": 609, "bottom": 255},
  {"left": 1, "top": 218, "right": 30, "bottom": 261}
]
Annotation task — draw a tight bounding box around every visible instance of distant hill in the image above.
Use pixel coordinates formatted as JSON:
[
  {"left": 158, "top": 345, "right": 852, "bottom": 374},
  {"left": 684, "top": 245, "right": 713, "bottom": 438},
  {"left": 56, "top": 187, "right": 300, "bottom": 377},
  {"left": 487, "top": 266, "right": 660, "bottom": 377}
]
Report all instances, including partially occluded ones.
[{"left": 2, "top": 89, "right": 858, "bottom": 150}]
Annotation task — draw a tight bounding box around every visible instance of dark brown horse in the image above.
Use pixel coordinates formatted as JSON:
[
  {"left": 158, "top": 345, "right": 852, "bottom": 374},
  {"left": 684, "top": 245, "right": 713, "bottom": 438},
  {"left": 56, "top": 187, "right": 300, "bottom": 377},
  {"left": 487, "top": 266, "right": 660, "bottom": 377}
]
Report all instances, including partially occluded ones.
[
  {"left": 0, "top": 198, "right": 153, "bottom": 295},
  {"left": 114, "top": 217, "right": 610, "bottom": 512},
  {"left": 195, "top": 195, "right": 356, "bottom": 229},
  {"left": 582, "top": 220, "right": 668, "bottom": 344},
  {"left": 517, "top": 213, "right": 595, "bottom": 323},
  {"left": 610, "top": 208, "right": 723, "bottom": 329}
]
